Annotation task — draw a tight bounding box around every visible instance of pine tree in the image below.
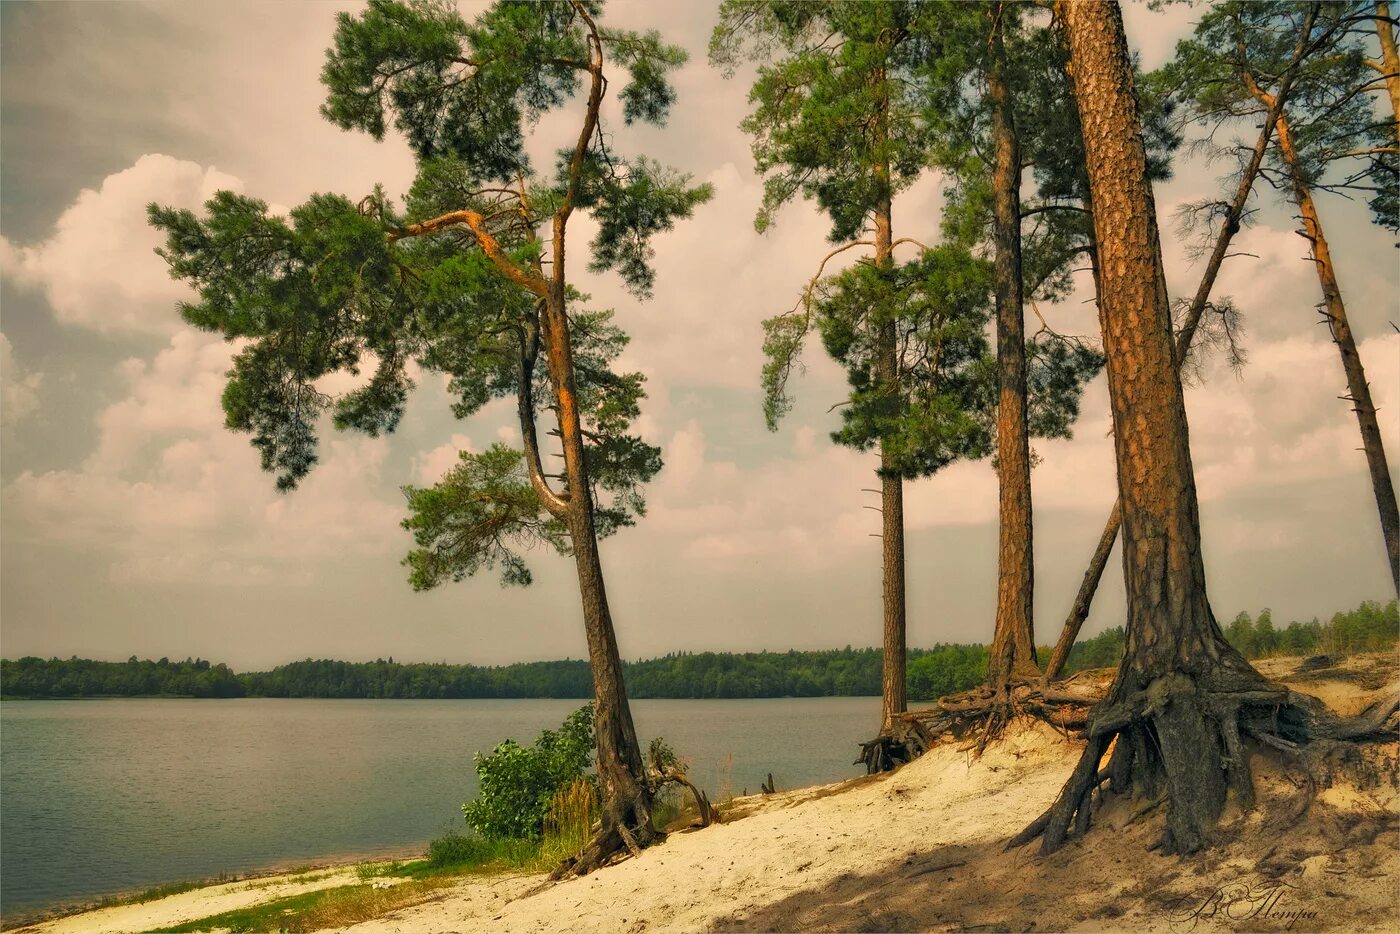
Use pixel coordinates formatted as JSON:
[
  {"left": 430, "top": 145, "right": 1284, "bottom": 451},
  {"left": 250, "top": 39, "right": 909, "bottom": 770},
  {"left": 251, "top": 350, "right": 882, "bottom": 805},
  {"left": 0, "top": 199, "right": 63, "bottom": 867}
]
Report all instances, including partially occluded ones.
[
  {"left": 918, "top": 4, "right": 1107, "bottom": 698},
  {"left": 713, "top": 0, "right": 977, "bottom": 732},
  {"left": 1045, "top": 1, "right": 1328, "bottom": 678},
  {"left": 149, "top": 0, "right": 710, "bottom": 874},
  {"left": 1016, "top": 0, "right": 1393, "bottom": 857}
]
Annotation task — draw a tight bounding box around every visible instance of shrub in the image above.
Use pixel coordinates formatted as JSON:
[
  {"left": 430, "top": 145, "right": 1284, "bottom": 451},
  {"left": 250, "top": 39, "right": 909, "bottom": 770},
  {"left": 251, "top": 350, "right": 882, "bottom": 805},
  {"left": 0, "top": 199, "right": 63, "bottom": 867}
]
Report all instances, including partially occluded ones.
[
  {"left": 462, "top": 704, "right": 596, "bottom": 840},
  {"left": 426, "top": 830, "right": 487, "bottom": 868}
]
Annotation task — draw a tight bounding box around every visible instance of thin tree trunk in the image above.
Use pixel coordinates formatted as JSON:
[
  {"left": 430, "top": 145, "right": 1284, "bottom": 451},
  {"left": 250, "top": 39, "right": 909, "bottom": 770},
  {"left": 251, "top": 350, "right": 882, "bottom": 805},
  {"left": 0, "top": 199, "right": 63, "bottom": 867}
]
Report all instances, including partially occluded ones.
[
  {"left": 874, "top": 194, "right": 907, "bottom": 730},
  {"left": 985, "top": 4, "right": 1039, "bottom": 695},
  {"left": 1055, "top": 0, "right": 1268, "bottom": 855},
  {"left": 1044, "top": 4, "right": 1324, "bottom": 678},
  {"left": 1272, "top": 109, "right": 1400, "bottom": 592}
]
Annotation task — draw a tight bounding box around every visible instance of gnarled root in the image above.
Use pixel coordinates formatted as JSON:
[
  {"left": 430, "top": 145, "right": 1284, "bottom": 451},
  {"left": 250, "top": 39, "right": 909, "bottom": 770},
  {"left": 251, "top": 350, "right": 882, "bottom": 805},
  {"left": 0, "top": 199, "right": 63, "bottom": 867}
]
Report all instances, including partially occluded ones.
[
  {"left": 861, "top": 678, "right": 1106, "bottom": 772},
  {"left": 551, "top": 786, "right": 663, "bottom": 880},
  {"left": 1009, "top": 672, "right": 1400, "bottom": 858},
  {"left": 551, "top": 763, "right": 722, "bottom": 879}
]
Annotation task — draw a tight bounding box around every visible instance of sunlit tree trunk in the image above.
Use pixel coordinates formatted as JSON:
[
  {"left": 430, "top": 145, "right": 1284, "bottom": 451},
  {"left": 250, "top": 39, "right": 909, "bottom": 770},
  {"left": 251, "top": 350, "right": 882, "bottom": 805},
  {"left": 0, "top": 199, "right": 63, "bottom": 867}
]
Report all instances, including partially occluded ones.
[
  {"left": 985, "top": 2, "right": 1039, "bottom": 697},
  {"left": 1052, "top": 0, "right": 1267, "bottom": 855},
  {"left": 1044, "top": 4, "right": 1325, "bottom": 677},
  {"left": 1376, "top": 1, "right": 1400, "bottom": 133}
]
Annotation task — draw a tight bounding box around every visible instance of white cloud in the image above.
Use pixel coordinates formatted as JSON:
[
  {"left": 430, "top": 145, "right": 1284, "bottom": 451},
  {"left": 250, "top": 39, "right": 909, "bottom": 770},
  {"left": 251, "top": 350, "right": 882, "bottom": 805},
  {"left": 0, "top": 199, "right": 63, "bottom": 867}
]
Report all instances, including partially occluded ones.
[
  {"left": 0, "top": 154, "right": 241, "bottom": 335},
  {"left": 412, "top": 433, "right": 475, "bottom": 486},
  {"left": 4, "top": 330, "right": 404, "bottom": 583},
  {"left": 0, "top": 333, "right": 43, "bottom": 428},
  {"left": 1189, "top": 333, "right": 1400, "bottom": 502}
]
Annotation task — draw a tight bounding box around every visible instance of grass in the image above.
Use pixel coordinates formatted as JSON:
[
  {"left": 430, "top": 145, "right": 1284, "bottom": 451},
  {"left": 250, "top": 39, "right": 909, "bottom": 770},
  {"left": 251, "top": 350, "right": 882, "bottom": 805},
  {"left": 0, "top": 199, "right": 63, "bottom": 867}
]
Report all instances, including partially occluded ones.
[
  {"left": 150, "top": 879, "right": 455, "bottom": 933},
  {"left": 153, "top": 780, "right": 600, "bottom": 933}
]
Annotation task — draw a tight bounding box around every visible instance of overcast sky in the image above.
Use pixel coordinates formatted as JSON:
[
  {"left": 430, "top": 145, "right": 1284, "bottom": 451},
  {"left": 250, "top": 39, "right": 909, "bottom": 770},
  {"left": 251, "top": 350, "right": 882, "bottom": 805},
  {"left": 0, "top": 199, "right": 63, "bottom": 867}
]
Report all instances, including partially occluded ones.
[{"left": 1, "top": 1, "right": 1396, "bottom": 670}]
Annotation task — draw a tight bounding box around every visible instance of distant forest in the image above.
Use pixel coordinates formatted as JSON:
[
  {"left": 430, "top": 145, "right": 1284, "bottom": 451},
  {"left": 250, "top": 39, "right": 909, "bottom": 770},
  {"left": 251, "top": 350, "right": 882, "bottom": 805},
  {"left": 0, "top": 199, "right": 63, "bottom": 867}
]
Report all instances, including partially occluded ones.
[{"left": 3, "top": 600, "right": 1394, "bottom": 701}]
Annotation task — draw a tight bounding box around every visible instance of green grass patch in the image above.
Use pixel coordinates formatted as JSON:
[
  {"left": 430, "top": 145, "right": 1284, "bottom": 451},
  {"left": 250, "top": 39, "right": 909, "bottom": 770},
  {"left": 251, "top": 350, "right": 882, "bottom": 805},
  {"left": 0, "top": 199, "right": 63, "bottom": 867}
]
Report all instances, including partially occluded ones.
[{"left": 150, "top": 879, "right": 453, "bottom": 934}]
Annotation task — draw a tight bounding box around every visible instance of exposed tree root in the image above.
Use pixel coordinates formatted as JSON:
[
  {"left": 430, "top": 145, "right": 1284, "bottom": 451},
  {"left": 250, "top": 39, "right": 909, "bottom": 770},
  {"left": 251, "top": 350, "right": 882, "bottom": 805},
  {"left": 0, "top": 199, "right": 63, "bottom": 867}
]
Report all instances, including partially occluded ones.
[
  {"left": 551, "top": 757, "right": 722, "bottom": 879},
  {"left": 857, "top": 677, "right": 1108, "bottom": 773},
  {"left": 1008, "top": 671, "right": 1400, "bottom": 858}
]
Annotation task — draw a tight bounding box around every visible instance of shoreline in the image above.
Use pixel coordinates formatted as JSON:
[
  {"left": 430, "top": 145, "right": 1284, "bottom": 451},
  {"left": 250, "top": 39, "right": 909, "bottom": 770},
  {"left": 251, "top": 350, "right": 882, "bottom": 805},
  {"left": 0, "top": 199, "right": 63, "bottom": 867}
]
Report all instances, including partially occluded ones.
[
  {"left": 7, "top": 652, "right": 1397, "bottom": 934},
  {"left": 0, "top": 846, "right": 428, "bottom": 931}
]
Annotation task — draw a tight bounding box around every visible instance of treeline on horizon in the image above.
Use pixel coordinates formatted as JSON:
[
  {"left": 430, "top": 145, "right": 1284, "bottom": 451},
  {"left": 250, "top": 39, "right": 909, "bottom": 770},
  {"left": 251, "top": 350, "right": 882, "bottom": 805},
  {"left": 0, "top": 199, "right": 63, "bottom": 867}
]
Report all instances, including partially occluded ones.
[{"left": 3, "top": 600, "right": 1394, "bottom": 701}]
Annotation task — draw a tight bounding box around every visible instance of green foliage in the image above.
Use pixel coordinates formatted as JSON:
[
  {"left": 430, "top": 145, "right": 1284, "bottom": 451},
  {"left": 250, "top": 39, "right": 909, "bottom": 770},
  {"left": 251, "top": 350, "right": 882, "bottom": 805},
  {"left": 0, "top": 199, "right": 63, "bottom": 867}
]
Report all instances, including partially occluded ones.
[
  {"left": 402, "top": 444, "right": 567, "bottom": 589},
  {"left": 719, "top": 2, "right": 1003, "bottom": 482},
  {"left": 1054, "top": 626, "right": 1129, "bottom": 674},
  {"left": 907, "top": 645, "right": 988, "bottom": 700},
  {"left": 149, "top": 0, "right": 707, "bottom": 590},
  {"left": 425, "top": 830, "right": 528, "bottom": 869},
  {"left": 462, "top": 705, "right": 595, "bottom": 841},
  {"left": 817, "top": 248, "right": 997, "bottom": 476},
  {"left": 1221, "top": 600, "right": 1397, "bottom": 659},
  {"left": 0, "top": 656, "right": 244, "bottom": 698},
  {"left": 713, "top": 0, "right": 932, "bottom": 238},
  {"left": 1156, "top": 1, "right": 1395, "bottom": 234}
]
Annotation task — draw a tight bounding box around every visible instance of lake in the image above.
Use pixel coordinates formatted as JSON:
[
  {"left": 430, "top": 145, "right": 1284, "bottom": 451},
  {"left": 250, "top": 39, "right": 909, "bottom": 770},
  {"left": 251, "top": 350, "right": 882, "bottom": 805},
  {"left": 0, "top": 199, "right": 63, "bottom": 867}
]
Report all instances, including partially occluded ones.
[{"left": 0, "top": 696, "right": 881, "bottom": 917}]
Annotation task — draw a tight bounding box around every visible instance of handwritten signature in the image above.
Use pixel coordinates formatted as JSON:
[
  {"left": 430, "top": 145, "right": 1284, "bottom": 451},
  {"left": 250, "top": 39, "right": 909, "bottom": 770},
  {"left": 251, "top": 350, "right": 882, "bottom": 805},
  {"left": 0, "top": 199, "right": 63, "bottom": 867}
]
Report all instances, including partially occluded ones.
[{"left": 1166, "top": 878, "right": 1320, "bottom": 930}]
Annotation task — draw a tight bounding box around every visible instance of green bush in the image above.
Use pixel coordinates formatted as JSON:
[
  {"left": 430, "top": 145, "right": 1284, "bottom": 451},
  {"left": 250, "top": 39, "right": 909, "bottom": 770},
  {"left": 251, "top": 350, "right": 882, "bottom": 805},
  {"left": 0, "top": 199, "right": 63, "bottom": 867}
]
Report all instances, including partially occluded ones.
[{"left": 462, "top": 704, "right": 596, "bottom": 840}]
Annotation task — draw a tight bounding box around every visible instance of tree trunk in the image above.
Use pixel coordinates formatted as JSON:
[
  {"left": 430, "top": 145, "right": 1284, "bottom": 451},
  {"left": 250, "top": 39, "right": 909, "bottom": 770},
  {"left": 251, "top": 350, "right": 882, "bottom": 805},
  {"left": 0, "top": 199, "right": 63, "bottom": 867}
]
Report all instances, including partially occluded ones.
[
  {"left": 1043, "top": 0, "right": 1277, "bottom": 856},
  {"left": 1043, "top": 4, "right": 1325, "bottom": 677},
  {"left": 1377, "top": 2, "right": 1400, "bottom": 133},
  {"left": 874, "top": 196, "right": 907, "bottom": 730},
  {"left": 985, "top": 4, "right": 1039, "bottom": 696},
  {"left": 541, "top": 277, "right": 656, "bottom": 873},
  {"left": 1272, "top": 110, "right": 1400, "bottom": 593}
]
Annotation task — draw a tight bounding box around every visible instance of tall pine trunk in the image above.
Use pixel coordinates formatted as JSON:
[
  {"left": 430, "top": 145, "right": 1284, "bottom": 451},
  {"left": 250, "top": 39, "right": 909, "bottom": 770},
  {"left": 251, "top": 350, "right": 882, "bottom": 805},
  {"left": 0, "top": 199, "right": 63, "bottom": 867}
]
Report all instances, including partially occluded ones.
[
  {"left": 985, "top": 4, "right": 1039, "bottom": 695},
  {"left": 1044, "top": 4, "right": 1324, "bottom": 678},
  {"left": 1271, "top": 110, "right": 1400, "bottom": 593},
  {"left": 874, "top": 193, "right": 907, "bottom": 730},
  {"left": 1050, "top": 0, "right": 1270, "bottom": 855}
]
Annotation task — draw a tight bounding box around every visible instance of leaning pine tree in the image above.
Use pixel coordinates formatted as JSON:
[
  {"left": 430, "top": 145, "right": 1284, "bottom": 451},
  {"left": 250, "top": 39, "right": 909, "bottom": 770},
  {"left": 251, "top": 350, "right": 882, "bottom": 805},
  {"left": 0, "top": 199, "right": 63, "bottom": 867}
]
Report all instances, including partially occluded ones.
[
  {"left": 1013, "top": 0, "right": 1397, "bottom": 856},
  {"left": 150, "top": 0, "right": 710, "bottom": 875}
]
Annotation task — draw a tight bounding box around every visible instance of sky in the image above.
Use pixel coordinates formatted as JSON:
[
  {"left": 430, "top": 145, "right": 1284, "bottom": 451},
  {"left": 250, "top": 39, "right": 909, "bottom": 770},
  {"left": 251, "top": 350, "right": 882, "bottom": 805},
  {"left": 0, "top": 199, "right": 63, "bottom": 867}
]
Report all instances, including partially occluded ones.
[{"left": 1, "top": 1, "right": 1396, "bottom": 670}]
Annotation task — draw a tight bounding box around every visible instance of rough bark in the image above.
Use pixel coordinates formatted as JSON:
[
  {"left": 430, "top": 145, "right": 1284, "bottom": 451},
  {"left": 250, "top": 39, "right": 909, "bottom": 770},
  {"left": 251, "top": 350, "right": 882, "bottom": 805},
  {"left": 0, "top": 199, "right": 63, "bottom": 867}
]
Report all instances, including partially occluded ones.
[
  {"left": 1270, "top": 107, "right": 1400, "bottom": 594},
  {"left": 874, "top": 193, "right": 907, "bottom": 731},
  {"left": 539, "top": 276, "right": 659, "bottom": 875},
  {"left": 540, "top": 2, "right": 658, "bottom": 874},
  {"left": 985, "top": 3, "right": 1040, "bottom": 698},
  {"left": 1043, "top": 4, "right": 1325, "bottom": 677},
  {"left": 1033, "top": 0, "right": 1294, "bottom": 857},
  {"left": 1376, "top": 2, "right": 1400, "bottom": 133}
]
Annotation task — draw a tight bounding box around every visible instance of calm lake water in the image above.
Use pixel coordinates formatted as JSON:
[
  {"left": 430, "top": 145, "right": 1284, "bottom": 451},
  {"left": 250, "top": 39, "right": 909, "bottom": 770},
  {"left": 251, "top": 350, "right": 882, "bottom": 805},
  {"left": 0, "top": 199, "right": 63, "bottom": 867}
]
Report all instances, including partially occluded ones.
[{"left": 0, "top": 696, "right": 880, "bottom": 916}]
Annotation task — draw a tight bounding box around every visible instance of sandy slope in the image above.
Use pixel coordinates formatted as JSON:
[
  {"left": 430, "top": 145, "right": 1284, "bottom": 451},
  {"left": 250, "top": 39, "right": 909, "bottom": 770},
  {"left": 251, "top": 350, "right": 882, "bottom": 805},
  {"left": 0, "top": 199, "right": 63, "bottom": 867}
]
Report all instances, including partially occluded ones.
[
  {"left": 13, "top": 654, "right": 1397, "bottom": 934},
  {"left": 348, "top": 655, "right": 1399, "bottom": 934},
  {"left": 14, "top": 868, "right": 366, "bottom": 934}
]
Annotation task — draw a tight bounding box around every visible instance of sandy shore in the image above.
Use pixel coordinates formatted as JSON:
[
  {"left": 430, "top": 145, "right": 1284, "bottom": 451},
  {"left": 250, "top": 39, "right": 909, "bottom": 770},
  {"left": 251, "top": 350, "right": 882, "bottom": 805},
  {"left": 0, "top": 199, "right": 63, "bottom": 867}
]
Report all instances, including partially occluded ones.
[{"left": 13, "top": 653, "right": 1398, "bottom": 934}]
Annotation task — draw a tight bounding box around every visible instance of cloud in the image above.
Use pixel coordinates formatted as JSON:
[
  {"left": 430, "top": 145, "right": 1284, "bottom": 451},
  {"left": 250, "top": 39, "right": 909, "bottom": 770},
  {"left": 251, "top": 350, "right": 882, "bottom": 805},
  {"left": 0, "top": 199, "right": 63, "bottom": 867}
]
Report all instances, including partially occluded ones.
[
  {"left": 1189, "top": 333, "right": 1400, "bottom": 502},
  {"left": 412, "top": 433, "right": 475, "bottom": 486},
  {"left": 4, "top": 329, "right": 404, "bottom": 583},
  {"left": 0, "top": 154, "right": 241, "bottom": 335},
  {"left": 0, "top": 333, "right": 43, "bottom": 428}
]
